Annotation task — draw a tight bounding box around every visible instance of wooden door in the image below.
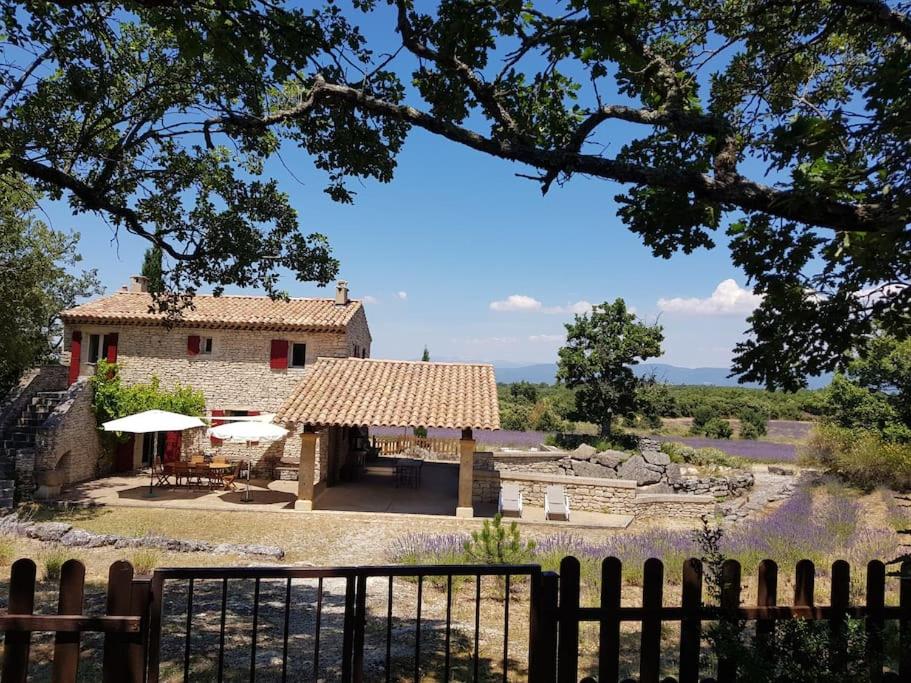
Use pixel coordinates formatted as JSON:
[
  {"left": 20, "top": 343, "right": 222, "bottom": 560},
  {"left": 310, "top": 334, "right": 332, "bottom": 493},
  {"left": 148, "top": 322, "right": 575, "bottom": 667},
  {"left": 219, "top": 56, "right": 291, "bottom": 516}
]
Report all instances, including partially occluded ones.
[
  {"left": 164, "top": 431, "right": 182, "bottom": 463},
  {"left": 113, "top": 436, "right": 135, "bottom": 472}
]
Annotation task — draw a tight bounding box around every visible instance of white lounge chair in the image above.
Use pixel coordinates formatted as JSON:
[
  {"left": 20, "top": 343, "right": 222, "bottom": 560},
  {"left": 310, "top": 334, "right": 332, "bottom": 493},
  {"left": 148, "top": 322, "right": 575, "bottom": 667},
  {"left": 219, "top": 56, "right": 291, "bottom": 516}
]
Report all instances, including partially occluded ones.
[
  {"left": 498, "top": 483, "right": 523, "bottom": 518},
  {"left": 544, "top": 485, "right": 570, "bottom": 521}
]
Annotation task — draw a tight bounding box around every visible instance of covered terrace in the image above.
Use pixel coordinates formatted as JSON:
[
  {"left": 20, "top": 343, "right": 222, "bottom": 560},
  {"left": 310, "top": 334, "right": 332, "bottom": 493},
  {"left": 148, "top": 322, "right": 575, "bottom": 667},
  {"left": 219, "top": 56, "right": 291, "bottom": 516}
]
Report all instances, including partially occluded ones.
[{"left": 276, "top": 357, "right": 500, "bottom": 517}]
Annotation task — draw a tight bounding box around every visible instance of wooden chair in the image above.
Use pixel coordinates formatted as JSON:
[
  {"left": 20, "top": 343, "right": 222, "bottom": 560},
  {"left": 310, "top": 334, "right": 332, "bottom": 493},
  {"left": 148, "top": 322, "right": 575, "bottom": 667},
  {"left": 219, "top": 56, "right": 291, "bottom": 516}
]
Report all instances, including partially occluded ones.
[
  {"left": 189, "top": 454, "right": 205, "bottom": 465},
  {"left": 153, "top": 459, "right": 170, "bottom": 487},
  {"left": 222, "top": 461, "right": 243, "bottom": 491},
  {"left": 172, "top": 462, "right": 191, "bottom": 487}
]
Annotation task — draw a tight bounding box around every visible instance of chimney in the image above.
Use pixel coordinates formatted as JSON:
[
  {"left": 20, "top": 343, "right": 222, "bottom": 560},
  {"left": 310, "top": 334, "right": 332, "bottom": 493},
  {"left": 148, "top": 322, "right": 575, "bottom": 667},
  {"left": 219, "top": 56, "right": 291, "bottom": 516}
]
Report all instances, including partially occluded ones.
[
  {"left": 128, "top": 275, "right": 149, "bottom": 293},
  {"left": 335, "top": 280, "right": 349, "bottom": 305}
]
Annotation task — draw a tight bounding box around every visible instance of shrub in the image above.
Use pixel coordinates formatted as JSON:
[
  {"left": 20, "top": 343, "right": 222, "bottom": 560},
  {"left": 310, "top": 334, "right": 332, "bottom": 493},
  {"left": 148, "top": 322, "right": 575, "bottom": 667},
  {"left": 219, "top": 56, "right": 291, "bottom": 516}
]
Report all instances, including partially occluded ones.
[
  {"left": 691, "top": 404, "right": 718, "bottom": 431},
  {"left": 738, "top": 405, "right": 768, "bottom": 438},
  {"left": 800, "top": 423, "right": 911, "bottom": 490},
  {"left": 0, "top": 537, "right": 15, "bottom": 566},
  {"left": 130, "top": 548, "right": 161, "bottom": 576},
  {"left": 41, "top": 546, "right": 70, "bottom": 583},
  {"left": 500, "top": 402, "right": 532, "bottom": 431},
  {"left": 701, "top": 417, "right": 733, "bottom": 439},
  {"left": 739, "top": 421, "right": 761, "bottom": 440},
  {"left": 463, "top": 514, "right": 535, "bottom": 564},
  {"left": 660, "top": 442, "right": 743, "bottom": 468}
]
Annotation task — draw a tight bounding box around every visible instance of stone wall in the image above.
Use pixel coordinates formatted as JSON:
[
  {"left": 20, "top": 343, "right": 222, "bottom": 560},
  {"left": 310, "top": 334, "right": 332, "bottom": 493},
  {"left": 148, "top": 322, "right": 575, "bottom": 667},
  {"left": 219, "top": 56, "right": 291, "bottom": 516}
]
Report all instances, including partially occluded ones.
[
  {"left": 61, "top": 304, "right": 372, "bottom": 476},
  {"left": 473, "top": 456, "right": 716, "bottom": 521},
  {"left": 33, "top": 379, "right": 102, "bottom": 495},
  {"left": 63, "top": 324, "right": 352, "bottom": 413},
  {"left": 0, "top": 365, "right": 67, "bottom": 435},
  {"left": 672, "top": 473, "right": 754, "bottom": 497},
  {"left": 633, "top": 494, "right": 716, "bottom": 520}
]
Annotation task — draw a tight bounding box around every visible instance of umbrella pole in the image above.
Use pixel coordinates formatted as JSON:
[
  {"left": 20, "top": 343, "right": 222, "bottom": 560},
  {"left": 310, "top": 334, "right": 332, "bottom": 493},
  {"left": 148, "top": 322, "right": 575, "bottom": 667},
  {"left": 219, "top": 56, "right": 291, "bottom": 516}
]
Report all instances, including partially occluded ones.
[
  {"left": 146, "top": 431, "right": 158, "bottom": 498},
  {"left": 243, "top": 452, "right": 252, "bottom": 502}
]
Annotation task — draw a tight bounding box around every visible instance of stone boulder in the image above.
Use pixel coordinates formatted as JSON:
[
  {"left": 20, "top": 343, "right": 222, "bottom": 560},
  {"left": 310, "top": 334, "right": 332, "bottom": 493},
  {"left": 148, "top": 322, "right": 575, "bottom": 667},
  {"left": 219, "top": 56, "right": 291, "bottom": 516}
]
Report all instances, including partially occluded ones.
[
  {"left": 570, "top": 459, "right": 618, "bottom": 479},
  {"left": 572, "top": 443, "right": 597, "bottom": 458},
  {"left": 641, "top": 448, "right": 670, "bottom": 466},
  {"left": 617, "top": 455, "right": 662, "bottom": 486},
  {"left": 590, "top": 450, "right": 625, "bottom": 468}
]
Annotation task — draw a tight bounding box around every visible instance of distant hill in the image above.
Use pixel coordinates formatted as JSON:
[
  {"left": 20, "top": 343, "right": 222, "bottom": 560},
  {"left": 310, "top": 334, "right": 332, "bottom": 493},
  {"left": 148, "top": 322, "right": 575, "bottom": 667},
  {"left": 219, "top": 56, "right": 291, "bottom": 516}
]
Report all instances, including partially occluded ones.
[{"left": 494, "top": 362, "right": 832, "bottom": 389}]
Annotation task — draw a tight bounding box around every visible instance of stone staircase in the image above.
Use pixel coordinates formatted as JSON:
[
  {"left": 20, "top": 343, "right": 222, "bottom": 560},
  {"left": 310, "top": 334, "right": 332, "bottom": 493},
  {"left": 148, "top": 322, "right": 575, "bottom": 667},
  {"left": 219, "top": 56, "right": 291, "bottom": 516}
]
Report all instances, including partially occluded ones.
[{"left": 0, "top": 390, "right": 69, "bottom": 508}]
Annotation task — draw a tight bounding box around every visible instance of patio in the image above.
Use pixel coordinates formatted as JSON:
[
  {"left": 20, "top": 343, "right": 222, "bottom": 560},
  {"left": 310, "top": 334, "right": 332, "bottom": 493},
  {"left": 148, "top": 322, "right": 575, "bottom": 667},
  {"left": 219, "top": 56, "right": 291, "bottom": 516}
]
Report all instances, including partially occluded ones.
[{"left": 55, "top": 466, "right": 633, "bottom": 528}]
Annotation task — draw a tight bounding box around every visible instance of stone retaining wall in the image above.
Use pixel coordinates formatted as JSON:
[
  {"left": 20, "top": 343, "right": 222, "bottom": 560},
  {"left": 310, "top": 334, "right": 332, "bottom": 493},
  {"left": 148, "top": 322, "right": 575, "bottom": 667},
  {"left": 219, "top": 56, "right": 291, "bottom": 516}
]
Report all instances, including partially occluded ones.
[
  {"left": 33, "top": 379, "right": 101, "bottom": 495},
  {"left": 473, "top": 466, "right": 714, "bottom": 520}
]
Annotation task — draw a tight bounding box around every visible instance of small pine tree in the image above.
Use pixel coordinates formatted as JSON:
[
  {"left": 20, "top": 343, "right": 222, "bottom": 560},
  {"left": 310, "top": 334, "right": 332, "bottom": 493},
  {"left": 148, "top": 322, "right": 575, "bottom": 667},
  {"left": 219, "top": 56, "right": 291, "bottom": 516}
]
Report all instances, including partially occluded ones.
[
  {"left": 421, "top": 346, "right": 430, "bottom": 362},
  {"left": 463, "top": 514, "right": 535, "bottom": 564}
]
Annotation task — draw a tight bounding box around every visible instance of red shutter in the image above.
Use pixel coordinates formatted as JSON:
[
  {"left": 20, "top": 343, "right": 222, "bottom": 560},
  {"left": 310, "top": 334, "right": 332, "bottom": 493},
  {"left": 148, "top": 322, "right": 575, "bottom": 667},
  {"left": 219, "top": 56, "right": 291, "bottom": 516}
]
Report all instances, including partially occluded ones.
[
  {"left": 210, "top": 409, "right": 225, "bottom": 446},
  {"left": 270, "top": 340, "right": 288, "bottom": 369},
  {"left": 105, "top": 333, "right": 119, "bottom": 363},
  {"left": 187, "top": 335, "right": 200, "bottom": 356},
  {"left": 164, "top": 431, "right": 182, "bottom": 463},
  {"left": 68, "top": 331, "right": 82, "bottom": 386}
]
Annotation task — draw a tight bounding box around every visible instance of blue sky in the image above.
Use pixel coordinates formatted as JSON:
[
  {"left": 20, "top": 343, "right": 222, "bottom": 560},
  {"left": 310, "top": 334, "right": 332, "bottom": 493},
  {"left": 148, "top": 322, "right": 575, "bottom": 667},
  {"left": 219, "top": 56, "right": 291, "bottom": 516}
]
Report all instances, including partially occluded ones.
[
  {"left": 40, "top": 2, "right": 764, "bottom": 369},
  {"left": 49, "top": 124, "right": 759, "bottom": 368}
]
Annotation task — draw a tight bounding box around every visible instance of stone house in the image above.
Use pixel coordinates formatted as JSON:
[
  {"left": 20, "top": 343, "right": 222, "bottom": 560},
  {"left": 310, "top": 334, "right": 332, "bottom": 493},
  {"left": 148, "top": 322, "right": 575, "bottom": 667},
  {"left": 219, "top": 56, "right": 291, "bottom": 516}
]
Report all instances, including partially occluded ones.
[{"left": 0, "top": 276, "right": 371, "bottom": 503}]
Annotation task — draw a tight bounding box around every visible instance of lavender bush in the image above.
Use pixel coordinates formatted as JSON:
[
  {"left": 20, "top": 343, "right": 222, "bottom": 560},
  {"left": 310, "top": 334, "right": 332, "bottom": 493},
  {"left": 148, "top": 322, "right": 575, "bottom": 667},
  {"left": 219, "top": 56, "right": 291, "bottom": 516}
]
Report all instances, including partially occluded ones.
[{"left": 390, "top": 481, "right": 896, "bottom": 585}]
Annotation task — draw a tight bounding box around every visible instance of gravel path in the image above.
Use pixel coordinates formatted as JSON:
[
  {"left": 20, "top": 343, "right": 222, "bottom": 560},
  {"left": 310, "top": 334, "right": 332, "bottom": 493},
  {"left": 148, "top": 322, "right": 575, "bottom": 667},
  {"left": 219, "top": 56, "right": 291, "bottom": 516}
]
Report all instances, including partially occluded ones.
[{"left": 719, "top": 468, "right": 801, "bottom": 525}]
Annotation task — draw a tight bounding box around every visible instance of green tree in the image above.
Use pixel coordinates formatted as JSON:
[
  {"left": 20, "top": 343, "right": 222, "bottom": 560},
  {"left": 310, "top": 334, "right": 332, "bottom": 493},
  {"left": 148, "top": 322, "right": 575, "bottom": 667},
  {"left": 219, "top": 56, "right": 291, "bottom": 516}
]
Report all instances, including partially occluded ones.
[
  {"left": 635, "top": 377, "right": 675, "bottom": 429},
  {"left": 509, "top": 382, "right": 539, "bottom": 404},
  {"left": 0, "top": 175, "right": 101, "bottom": 394},
  {"left": 420, "top": 346, "right": 430, "bottom": 362},
  {"left": 557, "top": 299, "right": 663, "bottom": 438},
  {"left": 141, "top": 245, "right": 164, "bottom": 294},
  {"left": 5, "top": 1, "right": 909, "bottom": 385}
]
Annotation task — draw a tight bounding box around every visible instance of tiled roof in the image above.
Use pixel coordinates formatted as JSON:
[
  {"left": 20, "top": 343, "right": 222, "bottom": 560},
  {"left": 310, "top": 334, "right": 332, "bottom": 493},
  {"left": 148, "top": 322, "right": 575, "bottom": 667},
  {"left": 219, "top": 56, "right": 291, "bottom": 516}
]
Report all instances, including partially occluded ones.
[
  {"left": 276, "top": 357, "right": 500, "bottom": 430},
  {"left": 60, "top": 291, "right": 363, "bottom": 332}
]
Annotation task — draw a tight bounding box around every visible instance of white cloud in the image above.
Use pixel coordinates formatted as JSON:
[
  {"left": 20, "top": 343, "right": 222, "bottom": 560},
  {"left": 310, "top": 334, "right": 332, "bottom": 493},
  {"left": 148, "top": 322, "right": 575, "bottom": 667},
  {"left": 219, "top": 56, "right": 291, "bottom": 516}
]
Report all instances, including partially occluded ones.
[
  {"left": 558, "top": 300, "right": 594, "bottom": 315},
  {"left": 528, "top": 334, "right": 564, "bottom": 343},
  {"left": 489, "top": 295, "right": 596, "bottom": 315},
  {"left": 362, "top": 295, "right": 378, "bottom": 304},
  {"left": 396, "top": 291, "right": 408, "bottom": 300},
  {"left": 657, "top": 279, "right": 762, "bottom": 316},
  {"left": 489, "top": 294, "right": 543, "bottom": 312}
]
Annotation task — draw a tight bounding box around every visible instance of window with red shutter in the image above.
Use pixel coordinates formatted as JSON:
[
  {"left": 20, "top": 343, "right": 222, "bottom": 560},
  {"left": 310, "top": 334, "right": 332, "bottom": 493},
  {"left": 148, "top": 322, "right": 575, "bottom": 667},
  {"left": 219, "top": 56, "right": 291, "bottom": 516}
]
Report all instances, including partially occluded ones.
[
  {"left": 270, "top": 340, "right": 288, "bottom": 369},
  {"left": 210, "top": 409, "right": 225, "bottom": 446},
  {"left": 68, "top": 331, "right": 82, "bottom": 385},
  {"left": 187, "top": 335, "right": 200, "bottom": 356},
  {"left": 105, "top": 333, "right": 119, "bottom": 363}
]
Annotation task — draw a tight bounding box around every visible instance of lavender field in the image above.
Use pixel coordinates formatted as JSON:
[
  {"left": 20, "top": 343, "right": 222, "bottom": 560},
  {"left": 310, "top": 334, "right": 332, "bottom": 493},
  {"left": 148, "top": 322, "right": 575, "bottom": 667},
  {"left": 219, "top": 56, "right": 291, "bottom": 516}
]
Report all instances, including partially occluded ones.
[
  {"left": 370, "top": 426, "right": 548, "bottom": 448},
  {"left": 391, "top": 480, "right": 898, "bottom": 584},
  {"left": 653, "top": 435, "right": 799, "bottom": 462}
]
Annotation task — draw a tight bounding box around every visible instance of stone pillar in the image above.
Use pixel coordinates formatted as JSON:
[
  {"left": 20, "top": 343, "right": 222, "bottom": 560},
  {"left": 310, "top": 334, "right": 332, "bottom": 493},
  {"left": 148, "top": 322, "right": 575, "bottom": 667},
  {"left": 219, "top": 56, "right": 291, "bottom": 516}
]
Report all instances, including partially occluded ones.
[
  {"left": 456, "top": 427, "right": 475, "bottom": 518},
  {"left": 295, "top": 429, "right": 318, "bottom": 511}
]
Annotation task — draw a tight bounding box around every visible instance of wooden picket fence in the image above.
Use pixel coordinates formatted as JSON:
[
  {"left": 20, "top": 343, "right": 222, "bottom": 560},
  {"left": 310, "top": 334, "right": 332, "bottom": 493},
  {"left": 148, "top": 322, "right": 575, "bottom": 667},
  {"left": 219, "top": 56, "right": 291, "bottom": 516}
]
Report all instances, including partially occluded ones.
[
  {"left": 0, "top": 557, "right": 150, "bottom": 683},
  {"left": 1, "top": 555, "right": 908, "bottom": 681},
  {"left": 547, "top": 556, "right": 910, "bottom": 683},
  {"left": 373, "top": 434, "right": 460, "bottom": 457}
]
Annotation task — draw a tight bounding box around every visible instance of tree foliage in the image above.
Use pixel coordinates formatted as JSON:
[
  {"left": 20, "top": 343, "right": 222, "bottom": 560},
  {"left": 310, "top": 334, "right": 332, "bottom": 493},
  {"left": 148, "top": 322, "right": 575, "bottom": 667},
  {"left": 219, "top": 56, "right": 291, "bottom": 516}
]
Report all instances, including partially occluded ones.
[
  {"left": 141, "top": 245, "right": 164, "bottom": 294},
  {"left": 3, "top": 0, "right": 909, "bottom": 383},
  {"left": 0, "top": 174, "right": 101, "bottom": 394},
  {"left": 557, "top": 299, "right": 663, "bottom": 436},
  {"left": 824, "top": 333, "right": 911, "bottom": 442}
]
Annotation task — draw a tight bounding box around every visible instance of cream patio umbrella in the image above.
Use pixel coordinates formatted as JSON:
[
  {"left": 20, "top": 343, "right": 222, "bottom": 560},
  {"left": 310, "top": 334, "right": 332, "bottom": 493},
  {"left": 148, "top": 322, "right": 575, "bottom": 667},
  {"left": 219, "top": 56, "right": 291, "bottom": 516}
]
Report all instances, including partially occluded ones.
[
  {"left": 102, "top": 410, "right": 207, "bottom": 496},
  {"left": 207, "top": 420, "right": 289, "bottom": 502}
]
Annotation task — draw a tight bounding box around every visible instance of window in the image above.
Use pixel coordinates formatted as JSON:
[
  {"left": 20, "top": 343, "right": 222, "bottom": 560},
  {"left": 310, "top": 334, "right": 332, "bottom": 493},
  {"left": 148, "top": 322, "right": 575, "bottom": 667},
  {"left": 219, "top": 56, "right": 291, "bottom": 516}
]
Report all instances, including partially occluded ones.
[
  {"left": 290, "top": 342, "right": 306, "bottom": 368},
  {"left": 87, "top": 334, "right": 101, "bottom": 363},
  {"left": 353, "top": 344, "right": 359, "bottom": 358},
  {"left": 200, "top": 337, "right": 213, "bottom": 355}
]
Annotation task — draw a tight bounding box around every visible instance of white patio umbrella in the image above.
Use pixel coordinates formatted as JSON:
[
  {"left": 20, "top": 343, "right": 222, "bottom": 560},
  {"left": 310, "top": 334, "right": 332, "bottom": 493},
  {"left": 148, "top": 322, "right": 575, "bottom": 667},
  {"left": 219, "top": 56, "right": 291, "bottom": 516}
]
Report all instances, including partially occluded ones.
[
  {"left": 102, "top": 410, "right": 207, "bottom": 496},
  {"left": 208, "top": 420, "right": 289, "bottom": 502}
]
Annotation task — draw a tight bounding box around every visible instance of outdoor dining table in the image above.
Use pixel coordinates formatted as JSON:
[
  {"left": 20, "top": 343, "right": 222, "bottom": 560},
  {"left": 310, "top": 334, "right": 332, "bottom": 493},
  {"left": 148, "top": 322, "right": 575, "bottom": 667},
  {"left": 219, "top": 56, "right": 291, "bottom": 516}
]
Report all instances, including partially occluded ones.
[{"left": 162, "top": 461, "right": 234, "bottom": 489}]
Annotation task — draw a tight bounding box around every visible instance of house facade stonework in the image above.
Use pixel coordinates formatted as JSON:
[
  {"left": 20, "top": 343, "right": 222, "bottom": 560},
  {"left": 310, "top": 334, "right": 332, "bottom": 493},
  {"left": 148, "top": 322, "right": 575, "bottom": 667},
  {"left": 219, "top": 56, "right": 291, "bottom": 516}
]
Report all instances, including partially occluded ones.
[{"left": 1, "top": 279, "right": 372, "bottom": 497}]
